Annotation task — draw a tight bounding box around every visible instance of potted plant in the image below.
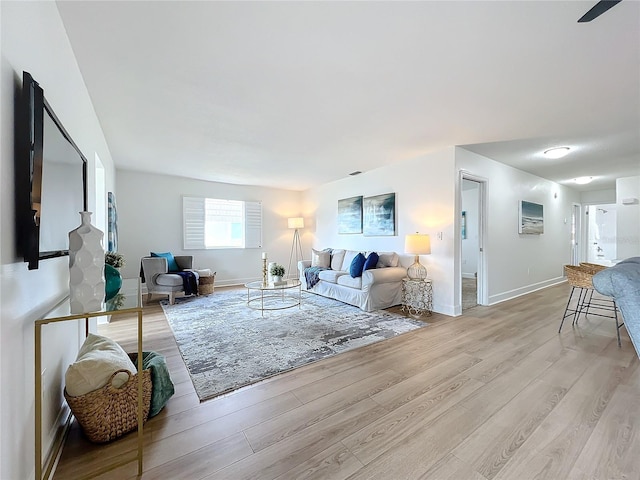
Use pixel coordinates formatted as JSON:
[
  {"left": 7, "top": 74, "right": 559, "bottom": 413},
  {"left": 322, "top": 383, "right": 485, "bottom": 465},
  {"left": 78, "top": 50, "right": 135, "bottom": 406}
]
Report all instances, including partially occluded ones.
[
  {"left": 104, "top": 251, "right": 125, "bottom": 300},
  {"left": 105, "top": 251, "right": 126, "bottom": 269},
  {"left": 270, "top": 263, "right": 285, "bottom": 282}
]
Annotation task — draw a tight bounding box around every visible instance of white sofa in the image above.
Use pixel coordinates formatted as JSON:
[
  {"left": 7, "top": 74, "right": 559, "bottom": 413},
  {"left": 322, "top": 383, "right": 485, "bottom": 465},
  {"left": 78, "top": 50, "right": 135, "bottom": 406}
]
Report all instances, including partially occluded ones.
[{"left": 298, "top": 249, "right": 407, "bottom": 312}]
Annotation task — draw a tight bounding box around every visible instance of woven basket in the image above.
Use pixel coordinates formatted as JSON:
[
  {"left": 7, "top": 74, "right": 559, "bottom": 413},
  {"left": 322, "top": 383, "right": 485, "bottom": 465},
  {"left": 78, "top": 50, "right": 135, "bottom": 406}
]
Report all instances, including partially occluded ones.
[
  {"left": 64, "top": 367, "right": 152, "bottom": 443},
  {"left": 199, "top": 273, "right": 215, "bottom": 295},
  {"left": 564, "top": 264, "right": 595, "bottom": 289},
  {"left": 580, "top": 262, "right": 608, "bottom": 275}
]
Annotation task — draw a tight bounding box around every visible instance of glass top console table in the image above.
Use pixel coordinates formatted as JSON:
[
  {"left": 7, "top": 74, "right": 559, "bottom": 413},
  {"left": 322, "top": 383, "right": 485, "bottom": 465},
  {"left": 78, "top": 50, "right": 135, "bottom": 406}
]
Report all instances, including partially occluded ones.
[{"left": 35, "top": 278, "right": 144, "bottom": 480}]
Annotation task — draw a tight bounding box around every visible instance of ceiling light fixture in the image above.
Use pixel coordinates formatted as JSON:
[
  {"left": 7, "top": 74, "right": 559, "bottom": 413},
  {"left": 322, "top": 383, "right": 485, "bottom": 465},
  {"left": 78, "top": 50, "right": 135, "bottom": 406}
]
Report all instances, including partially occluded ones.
[
  {"left": 574, "top": 176, "right": 593, "bottom": 185},
  {"left": 543, "top": 147, "right": 571, "bottom": 159}
]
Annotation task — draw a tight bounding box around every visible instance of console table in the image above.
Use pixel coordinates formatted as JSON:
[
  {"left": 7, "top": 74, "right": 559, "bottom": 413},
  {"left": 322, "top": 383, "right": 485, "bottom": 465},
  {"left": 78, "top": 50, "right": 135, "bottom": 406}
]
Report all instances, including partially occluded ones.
[
  {"left": 401, "top": 278, "right": 433, "bottom": 317},
  {"left": 35, "top": 278, "right": 144, "bottom": 480}
]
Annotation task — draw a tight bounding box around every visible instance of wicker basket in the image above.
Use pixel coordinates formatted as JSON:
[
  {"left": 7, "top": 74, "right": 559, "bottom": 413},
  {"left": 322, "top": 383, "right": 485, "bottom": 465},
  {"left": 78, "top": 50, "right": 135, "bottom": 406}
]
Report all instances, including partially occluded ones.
[
  {"left": 199, "top": 273, "right": 216, "bottom": 295},
  {"left": 64, "top": 367, "right": 152, "bottom": 443},
  {"left": 580, "top": 262, "right": 608, "bottom": 275},
  {"left": 564, "top": 264, "right": 595, "bottom": 289}
]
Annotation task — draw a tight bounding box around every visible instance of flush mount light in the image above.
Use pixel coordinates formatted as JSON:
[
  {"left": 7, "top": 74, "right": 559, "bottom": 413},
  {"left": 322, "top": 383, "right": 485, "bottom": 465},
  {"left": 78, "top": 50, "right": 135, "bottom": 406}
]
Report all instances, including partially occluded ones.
[
  {"left": 574, "top": 176, "right": 593, "bottom": 185},
  {"left": 543, "top": 147, "right": 571, "bottom": 159}
]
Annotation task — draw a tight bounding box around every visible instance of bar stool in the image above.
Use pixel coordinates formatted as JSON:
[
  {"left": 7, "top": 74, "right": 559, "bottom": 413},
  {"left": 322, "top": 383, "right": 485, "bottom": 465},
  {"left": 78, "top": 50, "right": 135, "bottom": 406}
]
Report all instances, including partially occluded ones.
[{"left": 558, "top": 264, "right": 623, "bottom": 347}]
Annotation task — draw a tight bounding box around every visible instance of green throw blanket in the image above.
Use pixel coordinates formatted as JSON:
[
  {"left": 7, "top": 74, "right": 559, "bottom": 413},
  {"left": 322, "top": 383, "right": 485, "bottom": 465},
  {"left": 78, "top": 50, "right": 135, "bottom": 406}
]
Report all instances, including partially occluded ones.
[{"left": 132, "top": 351, "right": 175, "bottom": 417}]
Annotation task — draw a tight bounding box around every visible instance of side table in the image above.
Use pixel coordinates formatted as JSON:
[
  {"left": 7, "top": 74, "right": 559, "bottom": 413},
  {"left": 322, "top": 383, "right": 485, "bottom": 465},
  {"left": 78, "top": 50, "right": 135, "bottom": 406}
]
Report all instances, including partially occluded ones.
[{"left": 401, "top": 278, "right": 433, "bottom": 317}]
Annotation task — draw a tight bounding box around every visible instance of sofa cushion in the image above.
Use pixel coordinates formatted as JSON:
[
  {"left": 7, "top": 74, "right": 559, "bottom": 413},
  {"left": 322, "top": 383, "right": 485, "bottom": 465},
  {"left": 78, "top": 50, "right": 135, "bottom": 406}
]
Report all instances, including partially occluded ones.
[
  {"left": 341, "top": 250, "right": 360, "bottom": 271},
  {"left": 151, "top": 251, "right": 180, "bottom": 272},
  {"left": 337, "top": 275, "right": 363, "bottom": 289},
  {"left": 311, "top": 248, "right": 331, "bottom": 268},
  {"left": 331, "top": 249, "right": 346, "bottom": 271},
  {"left": 376, "top": 251, "right": 399, "bottom": 268},
  {"left": 318, "top": 269, "right": 348, "bottom": 284},
  {"left": 350, "top": 252, "right": 366, "bottom": 278},
  {"left": 65, "top": 334, "right": 137, "bottom": 397},
  {"left": 364, "top": 252, "right": 379, "bottom": 271},
  {"left": 155, "top": 273, "right": 184, "bottom": 286}
]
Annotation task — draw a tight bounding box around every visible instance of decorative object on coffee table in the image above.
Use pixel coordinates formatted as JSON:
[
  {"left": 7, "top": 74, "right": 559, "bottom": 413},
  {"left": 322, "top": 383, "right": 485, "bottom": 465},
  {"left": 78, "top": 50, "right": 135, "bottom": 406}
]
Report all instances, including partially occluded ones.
[
  {"left": 68, "top": 211, "right": 105, "bottom": 313},
  {"left": 262, "top": 252, "right": 268, "bottom": 286},
  {"left": 270, "top": 263, "right": 285, "bottom": 283}
]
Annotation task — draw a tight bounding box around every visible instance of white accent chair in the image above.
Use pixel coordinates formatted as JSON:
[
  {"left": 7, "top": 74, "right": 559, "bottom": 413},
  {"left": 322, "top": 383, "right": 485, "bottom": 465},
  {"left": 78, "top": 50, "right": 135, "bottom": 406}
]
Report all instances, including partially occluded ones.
[{"left": 141, "top": 255, "right": 196, "bottom": 304}]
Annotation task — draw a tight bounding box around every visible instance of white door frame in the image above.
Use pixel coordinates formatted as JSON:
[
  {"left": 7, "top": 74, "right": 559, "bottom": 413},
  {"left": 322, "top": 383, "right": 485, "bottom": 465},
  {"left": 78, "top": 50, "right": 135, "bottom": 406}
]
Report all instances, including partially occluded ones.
[
  {"left": 571, "top": 203, "right": 581, "bottom": 265},
  {"left": 457, "top": 170, "right": 488, "bottom": 313}
]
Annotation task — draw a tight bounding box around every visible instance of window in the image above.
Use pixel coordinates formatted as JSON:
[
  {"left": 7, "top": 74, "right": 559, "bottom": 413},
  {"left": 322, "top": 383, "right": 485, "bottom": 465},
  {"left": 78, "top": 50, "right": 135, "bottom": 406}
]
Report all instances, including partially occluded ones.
[{"left": 183, "top": 196, "right": 262, "bottom": 250}]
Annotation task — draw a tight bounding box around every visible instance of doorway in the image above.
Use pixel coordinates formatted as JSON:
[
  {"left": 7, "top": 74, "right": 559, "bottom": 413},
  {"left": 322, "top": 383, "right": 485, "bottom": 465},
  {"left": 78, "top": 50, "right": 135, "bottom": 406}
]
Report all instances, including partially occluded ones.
[
  {"left": 460, "top": 174, "right": 487, "bottom": 311},
  {"left": 586, "top": 203, "right": 617, "bottom": 265}
]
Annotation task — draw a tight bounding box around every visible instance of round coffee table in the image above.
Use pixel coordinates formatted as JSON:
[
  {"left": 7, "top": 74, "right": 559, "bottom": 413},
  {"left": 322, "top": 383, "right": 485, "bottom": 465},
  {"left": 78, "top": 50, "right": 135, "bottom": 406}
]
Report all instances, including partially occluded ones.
[{"left": 244, "top": 279, "right": 302, "bottom": 316}]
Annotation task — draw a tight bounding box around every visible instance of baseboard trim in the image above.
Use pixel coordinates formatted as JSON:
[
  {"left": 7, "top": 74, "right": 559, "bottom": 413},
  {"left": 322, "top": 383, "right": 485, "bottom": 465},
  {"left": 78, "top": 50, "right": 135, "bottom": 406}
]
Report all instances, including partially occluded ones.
[
  {"left": 42, "top": 410, "right": 73, "bottom": 480},
  {"left": 488, "top": 277, "right": 566, "bottom": 306}
]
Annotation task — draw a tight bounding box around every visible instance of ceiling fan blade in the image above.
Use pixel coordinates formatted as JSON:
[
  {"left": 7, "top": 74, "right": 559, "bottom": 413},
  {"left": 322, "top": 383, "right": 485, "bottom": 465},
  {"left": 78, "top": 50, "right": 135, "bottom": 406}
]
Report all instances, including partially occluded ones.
[{"left": 578, "top": 0, "right": 622, "bottom": 22}]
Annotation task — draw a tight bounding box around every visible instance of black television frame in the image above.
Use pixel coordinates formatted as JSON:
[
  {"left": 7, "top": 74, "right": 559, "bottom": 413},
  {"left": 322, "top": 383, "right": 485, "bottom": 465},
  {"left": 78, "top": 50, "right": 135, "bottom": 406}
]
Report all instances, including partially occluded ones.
[{"left": 15, "top": 71, "right": 88, "bottom": 270}]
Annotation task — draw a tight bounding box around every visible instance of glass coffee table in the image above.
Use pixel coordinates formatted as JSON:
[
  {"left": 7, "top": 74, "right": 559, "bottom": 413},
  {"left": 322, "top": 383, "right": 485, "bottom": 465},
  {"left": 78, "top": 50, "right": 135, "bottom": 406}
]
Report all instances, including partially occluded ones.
[{"left": 244, "top": 279, "right": 302, "bottom": 316}]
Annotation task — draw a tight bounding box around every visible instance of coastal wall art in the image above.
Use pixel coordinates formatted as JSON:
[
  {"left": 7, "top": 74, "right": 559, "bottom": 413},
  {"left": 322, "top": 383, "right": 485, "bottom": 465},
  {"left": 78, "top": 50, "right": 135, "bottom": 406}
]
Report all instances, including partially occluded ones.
[
  {"left": 363, "top": 193, "right": 396, "bottom": 236},
  {"left": 338, "top": 196, "right": 363, "bottom": 234},
  {"left": 519, "top": 200, "right": 544, "bottom": 234}
]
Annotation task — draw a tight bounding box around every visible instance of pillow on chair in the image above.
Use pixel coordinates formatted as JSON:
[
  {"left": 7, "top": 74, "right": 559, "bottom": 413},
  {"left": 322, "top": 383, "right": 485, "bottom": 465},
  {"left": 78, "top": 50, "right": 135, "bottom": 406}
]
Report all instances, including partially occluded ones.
[{"left": 151, "top": 251, "right": 180, "bottom": 272}]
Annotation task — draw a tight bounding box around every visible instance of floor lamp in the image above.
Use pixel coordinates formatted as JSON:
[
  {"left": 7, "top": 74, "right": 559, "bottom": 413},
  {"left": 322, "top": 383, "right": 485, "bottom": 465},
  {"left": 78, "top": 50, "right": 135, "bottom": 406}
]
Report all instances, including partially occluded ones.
[{"left": 287, "top": 217, "right": 304, "bottom": 279}]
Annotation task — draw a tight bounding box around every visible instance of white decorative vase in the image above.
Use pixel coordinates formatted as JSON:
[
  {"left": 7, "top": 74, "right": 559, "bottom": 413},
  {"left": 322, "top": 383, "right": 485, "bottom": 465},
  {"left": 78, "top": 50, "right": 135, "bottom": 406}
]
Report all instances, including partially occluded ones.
[
  {"left": 69, "top": 212, "right": 105, "bottom": 313},
  {"left": 268, "top": 262, "right": 276, "bottom": 283}
]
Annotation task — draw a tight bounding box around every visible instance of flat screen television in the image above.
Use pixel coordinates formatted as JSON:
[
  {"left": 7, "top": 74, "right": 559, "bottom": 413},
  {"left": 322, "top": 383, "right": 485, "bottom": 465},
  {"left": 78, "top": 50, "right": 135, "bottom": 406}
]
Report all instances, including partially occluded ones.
[{"left": 15, "top": 71, "right": 88, "bottom": 270}]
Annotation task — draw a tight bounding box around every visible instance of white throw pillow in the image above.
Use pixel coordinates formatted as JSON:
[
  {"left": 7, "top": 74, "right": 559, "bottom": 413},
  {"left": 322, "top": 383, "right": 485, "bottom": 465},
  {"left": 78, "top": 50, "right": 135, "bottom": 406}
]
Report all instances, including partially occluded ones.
[
  {"left": 311, "top": 248, "right": 331, "bottom": 268},
  {"left": 65, "top": 333, "right": 137, "bottom": 397},
  {"left": 331, "top": 249, "right": 346, "bottom": 271},
  {"left": 377, "top": 252, "right": 399, "bottom": 268},
  {"left": 341, "top": 250, "right": 360, "bottom": 271}
]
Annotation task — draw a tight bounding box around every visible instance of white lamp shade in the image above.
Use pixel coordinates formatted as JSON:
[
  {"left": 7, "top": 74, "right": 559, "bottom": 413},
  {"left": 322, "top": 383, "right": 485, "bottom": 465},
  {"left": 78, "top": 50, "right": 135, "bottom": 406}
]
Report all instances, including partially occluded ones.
[
  {"left": 288, "top": 217, "right": 304, "bottom": 229},
  {"left": 405, "top": 234, "right": 431, "bottom": 255}
]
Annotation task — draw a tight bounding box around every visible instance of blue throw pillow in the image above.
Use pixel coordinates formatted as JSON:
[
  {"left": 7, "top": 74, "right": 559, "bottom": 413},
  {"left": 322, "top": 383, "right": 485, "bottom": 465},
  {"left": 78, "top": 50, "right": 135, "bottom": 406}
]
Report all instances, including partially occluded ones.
[
  {"left": 151, "top": 251, "right": 180, "bottom": 272},
  {"left": 349, "top": 252, "right": 366, "bottom": 278},
  {"left": 364, "top": 252, "right": 379, "bottom": 271}
]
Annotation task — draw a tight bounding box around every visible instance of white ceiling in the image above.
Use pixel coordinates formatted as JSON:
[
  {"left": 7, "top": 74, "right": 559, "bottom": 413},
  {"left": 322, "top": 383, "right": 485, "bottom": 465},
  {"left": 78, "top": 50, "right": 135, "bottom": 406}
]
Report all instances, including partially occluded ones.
[{"left": 56, "top": 1, "right": 640, "bottom": 192}]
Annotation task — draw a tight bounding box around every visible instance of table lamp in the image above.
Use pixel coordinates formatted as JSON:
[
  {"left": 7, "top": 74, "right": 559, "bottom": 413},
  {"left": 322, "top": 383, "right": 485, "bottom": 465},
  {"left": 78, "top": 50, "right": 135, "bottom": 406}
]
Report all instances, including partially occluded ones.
[{"left": 405, "top": 233, "right": 431, "bottom": 280}]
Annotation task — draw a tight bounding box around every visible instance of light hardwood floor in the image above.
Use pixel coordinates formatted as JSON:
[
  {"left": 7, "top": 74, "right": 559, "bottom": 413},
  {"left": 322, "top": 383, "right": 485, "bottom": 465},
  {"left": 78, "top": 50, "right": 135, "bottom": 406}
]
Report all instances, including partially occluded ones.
[{"left": 54, "top": 284, "right": 640, "bottom": 480}]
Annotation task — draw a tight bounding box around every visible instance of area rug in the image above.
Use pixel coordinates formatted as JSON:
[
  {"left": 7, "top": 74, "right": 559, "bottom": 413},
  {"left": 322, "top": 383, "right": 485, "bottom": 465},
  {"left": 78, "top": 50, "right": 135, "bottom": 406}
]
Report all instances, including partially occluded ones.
[{"left": 160, "top": 289, "right": 428, "bottom": 401}]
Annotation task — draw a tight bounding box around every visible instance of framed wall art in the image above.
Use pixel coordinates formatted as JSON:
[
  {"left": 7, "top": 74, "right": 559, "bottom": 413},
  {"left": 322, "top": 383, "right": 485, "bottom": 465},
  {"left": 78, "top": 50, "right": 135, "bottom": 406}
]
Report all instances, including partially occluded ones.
[
  {"left": 519, "top": 200, "right": 544, "bottom": 234},
  {"left": 461, "top": 211, "right": 467, "bottom": 239},
  {"left": 337, "top": 196, "right": 363, "bottom": 234},
  {"left": 363, "top": 192, "right": 396, "bottom": 236}
]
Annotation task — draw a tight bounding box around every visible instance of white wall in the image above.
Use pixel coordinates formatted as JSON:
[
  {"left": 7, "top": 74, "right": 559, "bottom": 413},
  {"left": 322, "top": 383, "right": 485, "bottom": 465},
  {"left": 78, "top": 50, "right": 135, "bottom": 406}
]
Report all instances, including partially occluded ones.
[
  {"left": 1, "top": 3, "right": 115, "bottom": 478},
  {"left": 116, "top": 170, "right": 304, "bottom": 286},
  {"left": 456, "top": 147, "right": 581, "bottom": 306},
  {"left": 581, "top": 188, "right": 616, "bottom": 205},
  {"left": 616, "top": 176, "right": 640, "bottom": 259},
  {"left": 302, "top": 147, "right": 458, "bottom": 315}
]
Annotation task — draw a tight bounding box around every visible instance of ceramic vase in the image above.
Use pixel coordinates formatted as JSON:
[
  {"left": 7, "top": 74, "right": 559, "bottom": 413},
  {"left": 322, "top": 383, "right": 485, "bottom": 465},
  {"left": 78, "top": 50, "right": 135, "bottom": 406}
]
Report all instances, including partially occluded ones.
[
  {"left": 69, "top": 212, "right": 105, "bottom": 313},
  {"left": 104, "top": 264, "right": 122, "bottom": 301}
]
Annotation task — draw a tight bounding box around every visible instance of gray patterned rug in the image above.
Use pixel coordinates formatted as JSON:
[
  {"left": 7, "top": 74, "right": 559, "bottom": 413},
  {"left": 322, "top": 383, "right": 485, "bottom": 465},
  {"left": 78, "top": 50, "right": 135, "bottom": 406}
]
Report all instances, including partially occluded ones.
[{"left": 160, "top": 289, "right": 428, "bottom": 401}]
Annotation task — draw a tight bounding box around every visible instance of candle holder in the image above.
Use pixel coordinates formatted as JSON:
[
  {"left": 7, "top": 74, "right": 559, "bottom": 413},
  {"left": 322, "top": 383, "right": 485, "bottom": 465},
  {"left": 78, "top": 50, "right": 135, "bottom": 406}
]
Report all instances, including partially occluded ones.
[{"left": 262, "top": 257, "right": 268, "bottom": 287}]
